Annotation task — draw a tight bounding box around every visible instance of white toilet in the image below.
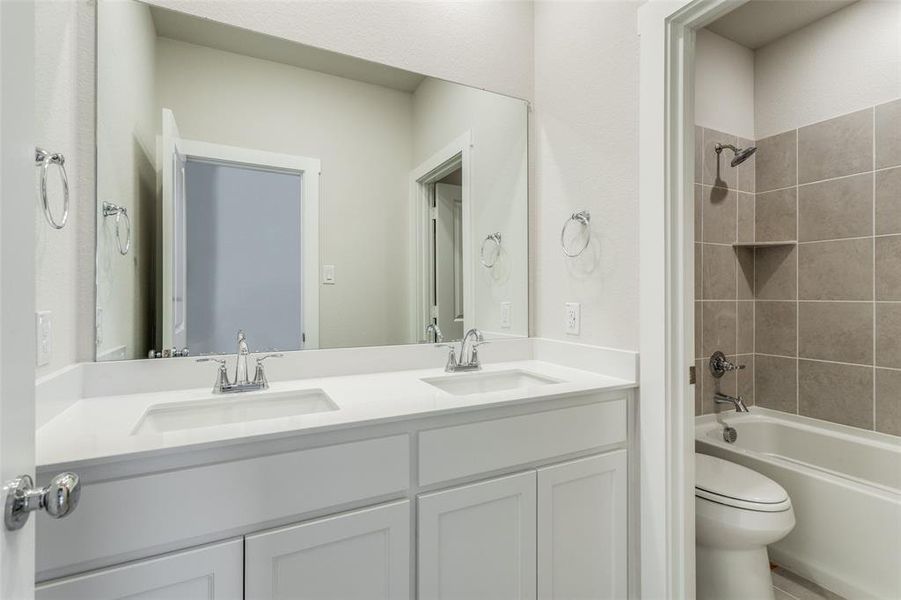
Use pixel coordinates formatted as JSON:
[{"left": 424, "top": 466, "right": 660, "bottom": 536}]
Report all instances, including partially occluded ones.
[{"left": 695, "top": 453, "right": 796, "bottom": 600}]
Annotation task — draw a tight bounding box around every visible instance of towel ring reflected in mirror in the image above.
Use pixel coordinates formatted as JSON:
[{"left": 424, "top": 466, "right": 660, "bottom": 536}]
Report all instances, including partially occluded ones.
[
  {"left": 102, "top": 202, "right": 131, "bottom": 255},
  {"left": 561, "top": 210, "right": 591, "bottom": 257},
  {"left": 480, "top": 232, "right": 502, "bottom": 268},
  {"left": 35, "top": 147, "right": 70, "bottom": 230}
]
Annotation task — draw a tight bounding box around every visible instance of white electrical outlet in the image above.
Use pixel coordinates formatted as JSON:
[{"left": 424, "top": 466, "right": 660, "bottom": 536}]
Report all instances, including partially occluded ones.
[
  {"left": 322, "top": 264, "right": 336, "bottom": 285},
  {"left": 500, "top": 302, "right": 512, "bottom": 329},
  {"left": 565, "top": 302, "right": 581, "bottom": 335},
  {"left": 36, "top": 311, "right": 52, "bottom": 366}
]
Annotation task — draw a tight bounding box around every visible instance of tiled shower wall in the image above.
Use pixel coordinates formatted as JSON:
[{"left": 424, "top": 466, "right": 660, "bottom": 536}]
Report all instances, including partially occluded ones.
[
  {"left": 694, "top": 127, "right": 756, "bottom": 416},
  {"left": 695, "top": 98, "right": 901, "bottom": 437}
]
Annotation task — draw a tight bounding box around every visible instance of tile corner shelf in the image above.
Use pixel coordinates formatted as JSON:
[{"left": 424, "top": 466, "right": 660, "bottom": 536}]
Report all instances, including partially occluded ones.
[{"left": 731, "top": 241, "right": 797, "bottom": 248}]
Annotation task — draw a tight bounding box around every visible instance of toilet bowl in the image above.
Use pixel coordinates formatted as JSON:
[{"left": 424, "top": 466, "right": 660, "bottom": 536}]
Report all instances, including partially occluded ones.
[{"left": 695, "top": 453, "right": 795, "bottom": 600}]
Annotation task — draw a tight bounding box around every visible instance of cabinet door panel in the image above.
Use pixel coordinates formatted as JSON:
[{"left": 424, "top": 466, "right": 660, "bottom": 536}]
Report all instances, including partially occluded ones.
[
  {"left": 538, "top": 451, "right": 627, "bottom": 600},
  {"left": 418, "top": 471, "right": 537, "bottom": 600},
  {"left": 245, "top": 500, "right": 410, "bottom": 600},
  {"left": 35, "top": 538, "right": 242, "bottom": 600}
]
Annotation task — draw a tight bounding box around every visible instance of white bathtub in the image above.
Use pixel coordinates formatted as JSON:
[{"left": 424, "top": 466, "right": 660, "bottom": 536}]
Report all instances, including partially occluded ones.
[{"left": 696, "top": 408, "right": 901, "bottom": 599}]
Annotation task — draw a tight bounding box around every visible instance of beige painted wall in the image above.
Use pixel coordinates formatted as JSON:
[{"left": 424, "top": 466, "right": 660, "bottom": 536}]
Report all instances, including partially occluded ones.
[
  {"left": 755, "top": 0, "right": 901, "bottom": 138},
  {"left": 95, "top": 0, "right": 157, "bottom": 360},
  {"left": 156, "top": 38, "right": 414, "bottom": 350},
  {"left": 412, "top": 78, "right": 529, "bottom": 338}
]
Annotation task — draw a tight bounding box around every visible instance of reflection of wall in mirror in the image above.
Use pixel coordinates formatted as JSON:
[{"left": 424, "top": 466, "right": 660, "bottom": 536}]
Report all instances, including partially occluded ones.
[
  {"left": 96, "top": 0, "right": 157, "bottom": 360},
  {"left": 413, "top": 78, "right": 529, "bottom": 338}
]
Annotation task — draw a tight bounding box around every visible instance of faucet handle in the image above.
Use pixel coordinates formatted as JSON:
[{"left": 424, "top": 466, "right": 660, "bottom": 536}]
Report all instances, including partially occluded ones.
[
  {"left": 254, "top": 353, "right": 284, "bottom": 364},
  {"left": 196, "top": 357, "right": 227, "bottom": 366},
  {"left": 196, "top": 357, "right": 231, "bottom": 393}
]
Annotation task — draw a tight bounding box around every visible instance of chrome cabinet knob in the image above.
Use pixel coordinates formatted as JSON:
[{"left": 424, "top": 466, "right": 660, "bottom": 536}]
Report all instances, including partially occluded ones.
[{"left": 4, "top": 472, "right": 81, "bottom": 531}]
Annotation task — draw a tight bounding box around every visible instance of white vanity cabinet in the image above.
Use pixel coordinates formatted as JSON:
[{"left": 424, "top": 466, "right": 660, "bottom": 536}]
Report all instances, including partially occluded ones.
[
  {"left": 417, "top": 450, "right": 628, "bottom": 600},
  {"left": 418, "top": 471, "right": 538, "bottom": 599},
  {"left": 35, "top": 538, "right": 243, "bottom": 600},
  {"left": 537, "top": 451, "right": 628, "bottom": 600},
  {"left": 245, "top": 500, "right": 411, "bottom": 600}
]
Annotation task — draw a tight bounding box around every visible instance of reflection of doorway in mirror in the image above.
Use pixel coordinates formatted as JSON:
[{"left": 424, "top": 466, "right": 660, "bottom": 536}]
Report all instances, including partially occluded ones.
[
  {"left": 434, "top": 176, "right": 465, "bottom": 342},
  {"left": 159, "top": 109, "right": 321, "bottom": 354}
]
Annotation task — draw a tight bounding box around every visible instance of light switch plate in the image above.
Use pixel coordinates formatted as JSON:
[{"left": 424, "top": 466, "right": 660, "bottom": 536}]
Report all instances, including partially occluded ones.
[
  {"left": 500, "top": 302, "right": 512, "bottom": 329},
  {"left": 36, "top": 311, "right": 52, "bottom": 366},
  {"left": 322, "top": 264, "right": 336, "bottom": 285},
  {"left": 564, "top": 302, "right": 580, "bottom": 335}
]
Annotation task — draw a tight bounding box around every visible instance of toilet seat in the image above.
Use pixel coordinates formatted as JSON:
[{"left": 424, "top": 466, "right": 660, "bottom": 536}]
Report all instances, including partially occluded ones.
[{"left": 695, "top": 454, "right": 791, "bottom": 512}]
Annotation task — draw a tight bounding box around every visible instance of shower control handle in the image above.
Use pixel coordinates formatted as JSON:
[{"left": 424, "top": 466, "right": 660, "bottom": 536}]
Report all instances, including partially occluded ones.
[{"left": 709, "top": 351, "right": 745, "bottom": 379}]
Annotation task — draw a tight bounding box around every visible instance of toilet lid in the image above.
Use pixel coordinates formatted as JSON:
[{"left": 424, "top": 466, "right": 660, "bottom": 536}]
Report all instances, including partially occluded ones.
[{"left": 695, "top": 454, "right": 791, "bottom": 512}]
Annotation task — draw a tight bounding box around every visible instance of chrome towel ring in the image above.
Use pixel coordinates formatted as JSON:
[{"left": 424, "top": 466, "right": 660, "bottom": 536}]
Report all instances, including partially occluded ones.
[
  {"left": 561, "top": 210, "right": 591, "bottom": 257},
  {"left": 480, "top": 232, "right": 502, "bottom": 268},
  {"left": 102, "top": 202, "right": 131, "bottom": 255},
  {"left": 35, "top": 147, "right": 69, "bottom": 230}
]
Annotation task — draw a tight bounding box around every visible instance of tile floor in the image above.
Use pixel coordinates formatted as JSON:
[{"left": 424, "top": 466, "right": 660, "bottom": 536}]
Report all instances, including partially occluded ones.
[{"left": 772, "top": 565, "right": 845, "bottom": 600}]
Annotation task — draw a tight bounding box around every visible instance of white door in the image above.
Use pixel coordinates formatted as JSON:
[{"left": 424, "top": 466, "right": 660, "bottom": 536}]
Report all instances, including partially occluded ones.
[
  {"left": 537, "top": 451, "right": 628, "bottom": 600},
  {"left": 418, "top": 471, "right": 537, "bottom": 600},
  {"left": 35, "top": 538, "right": 242, "bottom": 600},
  {"left": 0, "top": 0, "right": 37, "bottom": 597},
  {"left": 245, "top": 500, "right": 410, "bottom": 600},
  {"left": 434, "top": 183, "right": 464, "bottom": 341},
  {"left": 160, "top": 108, "right": 187, "bottom": 349}
]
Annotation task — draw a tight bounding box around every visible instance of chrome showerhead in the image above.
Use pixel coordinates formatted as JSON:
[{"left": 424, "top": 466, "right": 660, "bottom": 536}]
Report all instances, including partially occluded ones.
[{"left": 715, "top": 143, "right": 757, "bottom": 167}]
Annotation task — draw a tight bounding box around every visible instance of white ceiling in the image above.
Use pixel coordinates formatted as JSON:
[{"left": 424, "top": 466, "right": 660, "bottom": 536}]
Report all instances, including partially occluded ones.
[
  {"left": 706, "top": 0, "right": 859, "bottom": 49},
  {"left": 149, "top": 5, "right": 426, "bottom": 93}
]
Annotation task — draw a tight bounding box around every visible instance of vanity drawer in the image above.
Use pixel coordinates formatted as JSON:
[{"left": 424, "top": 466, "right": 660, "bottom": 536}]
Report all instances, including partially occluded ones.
[
  {"left": 418, "top": 396, "right": 627, "bottom": 486},
  {"left": 36, "top": 435, "right": 410, "bottom": 580}
]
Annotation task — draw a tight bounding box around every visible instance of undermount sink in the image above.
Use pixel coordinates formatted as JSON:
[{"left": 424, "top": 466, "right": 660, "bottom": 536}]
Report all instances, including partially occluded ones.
[
  {"left": 421, "top": 369, "right": 562, "bottom": 396},
  {"left": 132, "top": 389, "right": 338, "bottom": 434}
]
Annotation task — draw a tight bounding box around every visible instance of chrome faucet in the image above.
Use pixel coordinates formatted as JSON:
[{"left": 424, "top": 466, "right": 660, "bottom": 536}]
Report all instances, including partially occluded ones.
[
  {"left": 714, "top": 392, "right": 750, "bottom": 413},
  {"left": 442, "top": 328, "right": 487, "bottom": 372},
  {"left": 425, "top": 323, "right": 443, "bottom": 343},
  {"left": 196, "top": 331, "right": 283, "bottom": 393}
]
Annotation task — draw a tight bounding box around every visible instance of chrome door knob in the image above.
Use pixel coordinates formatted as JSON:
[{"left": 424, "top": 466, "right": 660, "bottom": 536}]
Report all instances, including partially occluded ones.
[{"left": 4, "top": 472, "right": 81, "bottom": 531}]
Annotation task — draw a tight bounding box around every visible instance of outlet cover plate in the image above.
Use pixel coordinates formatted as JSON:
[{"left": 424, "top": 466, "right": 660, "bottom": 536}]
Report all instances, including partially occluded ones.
[
  {"left": 565, "top": 302, "right": 580, "bottom": 335},
  {"left": 500, "top": 302, "right": 512, "bottom": 329}
]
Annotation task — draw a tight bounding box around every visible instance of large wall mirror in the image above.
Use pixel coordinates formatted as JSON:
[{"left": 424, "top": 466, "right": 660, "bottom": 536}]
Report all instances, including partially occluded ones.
[{"left": 95, "top": 1, "right": 529, "bottom": 361}]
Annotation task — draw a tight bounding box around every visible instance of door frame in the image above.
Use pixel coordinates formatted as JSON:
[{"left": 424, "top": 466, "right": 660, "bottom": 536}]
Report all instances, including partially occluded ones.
[
  {"left": 409, "top": 131, "right": 473, "bottom": 342},
  {"left": 637, "top": 0, "right": 747, "bottom": 597},
  {"left": 174, "top": 138, "right": 321, "bottom": 351},
  {"left": 0, "top": 0, "right": 37, "bottom": 596}
]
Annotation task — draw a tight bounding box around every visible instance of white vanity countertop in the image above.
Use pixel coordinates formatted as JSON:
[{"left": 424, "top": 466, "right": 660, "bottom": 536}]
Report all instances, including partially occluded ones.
[{"left": 37, "top": 360, "right": 634, "bottom": 470}]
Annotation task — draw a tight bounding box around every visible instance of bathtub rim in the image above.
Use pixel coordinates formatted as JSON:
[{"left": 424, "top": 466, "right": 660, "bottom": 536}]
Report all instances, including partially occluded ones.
[{"left": 695, "top": 407, "right": 900, "bottom": 500}]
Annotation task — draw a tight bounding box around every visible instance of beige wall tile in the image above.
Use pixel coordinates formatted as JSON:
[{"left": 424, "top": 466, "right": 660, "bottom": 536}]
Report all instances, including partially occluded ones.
[
  {"left": 755, "top": 245, "right": 796, "bottom": 300},
  {"left": 737, "top": 192, "right": 754, "bottom": 243},
  {"left": 756, "top": 188, "right": 797, "bottom": 242},
  {"left": 875, "top": 303, "right": 901, "bottom": 368},
  {"left": 798, "top": 359, "right": 873, "bottom": 429},
  {"left": 875, "top": 167, "right": 901, "bottom": 235},
  {"left": 875, "top": 368, "right": 901, "bottom": 436},
  {"left": 756, "top": 130, "right": 797, "bottom": 193},
  {"left": 702, "top": 244, "right": 736, "bottom": 300},
  {"left": 737, "top": 354, "right": 754, "bottom": 405},
  {"left": 695, "top": 358, "right": 703, "bottom": 415},
  {"left": 755, "top": 301, "right": 797, "bottom": 357},
  {"left": 695, "top": 301, "right": 702, "bottom": 360},
  {"left": 737, "top": 137, "right": 756, "bottom": 193},
  {"left": 702, "top": 301, "right": 736, "bottom": 357},
  {"left": 875, "top": 235, "right": 901, "bottom": 300},
  {"left": 703, "top": 128, "right": 738, "bottom": 190},
  {"left": 798, "top": 302, "right": 873, "bottom": 365},
  {"left": 798, "top": 238, "right": 873, "bottom": 300},
  {"left": 694, "top": 125, "right": 704, "bottom": 183},
  {"left": 876, "top": 98, "right": 901, "bottom": 170},
  {"left": 798, "top": 108, "right": 874, "bottom": 184},
  {"left": 694, "top": 184, "right": 703, "bottom": 242},
  {"left": 755, "top": 354, "right": 797, "bottom": 414},
  {"left": 736, "top": 247, "right": 754, "bottom": 300},
  {"left": 694, "top": 243, "right": 702, "bottom": 299},
  {"left": 798, "top": 173, "right": 873, "bottom": 242},
  {"left": 701, "top": 186, "right": 736, "bottom": 243},
  {"left": 737, "top": 301, "right": 753, "bottom": 355}
]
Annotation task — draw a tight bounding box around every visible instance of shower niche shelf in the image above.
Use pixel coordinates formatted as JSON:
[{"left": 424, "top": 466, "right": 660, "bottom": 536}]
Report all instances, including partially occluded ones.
[{"left": 731, "top": 241, "right": 796, "bottom": 248}]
